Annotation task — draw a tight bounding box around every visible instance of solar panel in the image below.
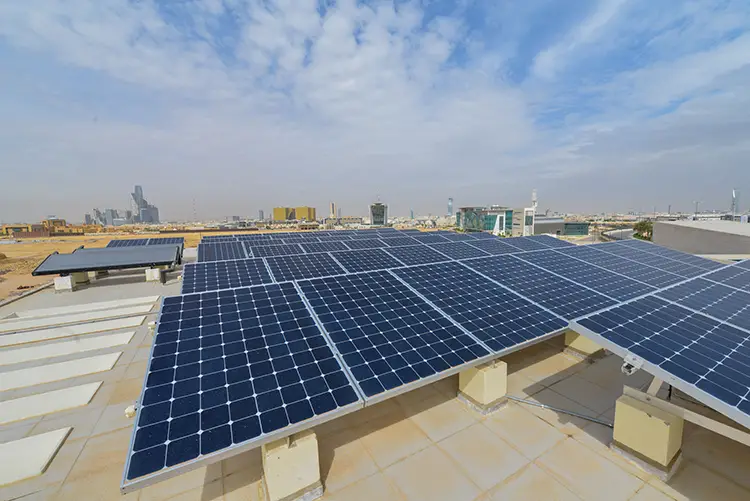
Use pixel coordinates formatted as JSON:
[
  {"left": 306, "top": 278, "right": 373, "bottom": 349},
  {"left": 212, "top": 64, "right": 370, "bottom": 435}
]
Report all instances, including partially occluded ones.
[
  {"left": 198, "top": 242, "right": 247, "bottom": 262},
  {"left": 377, "top": 231, "right": 408, "bottom": 239},
  {"left": 528, "top": 235, "right": 575, "bottom": 248},
  {"left": 342, "top": 238, "right": 386, "bottom": 249},
  {"left": 264, "top": 253, "right": 346, "bottom": 282},
  {"left": 594, "top": 242, "right": 707, "bottom": 278},
  {"left": 381, "top": 237, "right": 421, "bottom": 247},
  {"left": 108, "top": 239, "right": 151, "bottom": 248},
  {"left": 317, "top": 234, "right": 354, "bottom": 242},
  {"left": 330, "top": 249, "right": 403, "bottom": 273},
  {"left": 436, "top": 233, "right": 476, "bottom": 242},
  {"left": 703, "top": 261, "right": 750, "bottom": 292},
  {"left": 124, "top": 283, "right": 361, "bottom": 488},
  {"left": 465, "top": 239, "right": 519, "bottom": 255},
  {"left": 382, "top": 245, "right": 451, "bottom": 266},
  {"left": 656, "top": 278, "right": 750, "bottom": 331},
  {"left": 149, "top": 238, "right": 185, "bottom": 246},
  {"left": 428, "top": 242, "right": 491, "bottom": 260},
  {"left": 297, "top": 271, "right": 491, "bottom": 399},
  {"left": 249, "top": 244, "right": 304, "bottom": 258},
  {"left": 465, "top": 255, "right": 617, "bottom": 319},
  {"left": 617, "top": 239, "right": 724, "bottom": 271},
  {"left": 572, "top": 296, "right": 750, "bottom": 429},
  {"left": 502, "top": 237, "right": 552, "bottom": 252},
  {"left": 558, "top": 245, "right": 684, "bottom": 288},
  {"left": 181, "top": 259, "right": 274, "bottom": 294},
  {"left": 517, "top": 250, "right": 655, "bottom": 301},
  {"left": 410, "top": 234, "right": 451, "bottom": 244},
  {"left": 393, "top": 263, "right": 567, "bottom": 352},
  {"left": 299, "top": 241, "right": 350, "bottom": 254},
  {"left": 468, "top": 232, "right": 497, "bottom": 239}
]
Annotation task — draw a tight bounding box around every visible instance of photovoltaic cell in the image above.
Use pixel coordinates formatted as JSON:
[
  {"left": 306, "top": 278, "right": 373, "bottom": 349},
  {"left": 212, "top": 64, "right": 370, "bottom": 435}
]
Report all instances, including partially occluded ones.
[
  {"left": 381, "top": 237, "right": 421, "bottom": 247},
  {"left": 148, "top": 238, "right": 185, "bottom": 246},
  {"left": 108, "top": 239, "right": 151, "bottom": 248},
  {"left": 436, "top": 233, "right": 476, "bottom": 242},
  {"left": 342, "top": 238, "right": 386, "bottom": 249},
  {"left": 656, "top": 278, "right": 750, "bottom": 331},
  {"left": 558, "top": 245, "right": 684, "bottom": 288},
  {"left": 298, "top": 271, "right": 490, "bottom": 398},
  {"left": 382, "top": 245, "right": 450, "bottom": 266},
  {"left": 299, "top": 241, "right": 350, "bottom": 254},
  {"left": 198, "top": 242, "right": 247, "bottom": 262},
  {"left": 330, "top": 249, "right": 403, "bottom": 273},
  {"left": 466, "top": 239, "right": 522, "bottom": 256},
  {"left": 264, "top": 253, "right": 346, "bottom": 282},
  {"left": 502, "top": 237, "right": 552, "bottom": 252},
  {"left": 617, "top": 239, "right": 724, "bottom": 271},
  {"left": 181, "top": 259, "right": 273, "bottom": 294},
  {"left": 249, "top": 244, "right": 304, "bottom": 258},
  {"left": 528, "top": 235, "right": 574, "bottom": 248},
  {"left": 704, "top": 261, "right": 750, "bottom": 292},
  {"left": 410, "top": 234, "right": 451, "bottom": 244},
  {"left": 428, "top": 242, "right": 491, "bottom": 260},
  {"left": 393, "top": 263, "right": 567, "bottom": 352},
  {"left": 593, "top": 242, "right": 707, "bottom": 278},
  {"left": 468, "top": 232, "right": 497, "bottom": 239},
  {"left": 575, "top": 296, "right": 750, "bottom": 426},
  {"left": 517, "top": 250, "right": 655, "bottom": 301},
  {"left": 124, "top": 283, "right": 360, "bottom": 484},
  {"left": 465, "top": 255, "right": 617, "bottom": 319}
]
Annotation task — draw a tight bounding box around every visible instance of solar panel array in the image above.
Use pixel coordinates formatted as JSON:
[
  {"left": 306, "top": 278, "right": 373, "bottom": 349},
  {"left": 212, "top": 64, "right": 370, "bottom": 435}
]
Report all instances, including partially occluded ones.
[
  {"left": 127, "top": 227, "right": 748, "bottom": 491},
  {"left": 108, "top": 237, "right": 184, "bottom": 248}
]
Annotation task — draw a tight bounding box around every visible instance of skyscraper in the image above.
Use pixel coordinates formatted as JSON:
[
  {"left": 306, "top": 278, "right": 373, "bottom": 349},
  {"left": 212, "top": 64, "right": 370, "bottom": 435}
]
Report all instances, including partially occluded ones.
[
  {"left": 329, "top": 202, "right": 336, "bottom": 219},
  {"left": 410, "top": 208, "right": 414, "bottom": 220},
  {"left": 337, "top": 207, "right": 342, "bottom": 219},
  {"left": 448, "top": 198, "right": 453, "bottom": 217},
  {"left": 369, "top": 202, "right": 388, "bottom": 226},
  {"left": 259, "top": 209, "right": 264, "bottom": 221},
  {"left": 131, "top": 185, "right": 160, "bottom": 223}
]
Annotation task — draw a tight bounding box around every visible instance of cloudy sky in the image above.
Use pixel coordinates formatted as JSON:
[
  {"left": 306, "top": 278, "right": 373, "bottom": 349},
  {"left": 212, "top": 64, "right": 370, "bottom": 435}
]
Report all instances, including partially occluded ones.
[{"left": 1, "top": 0, "right": 749, "bottom": 222}]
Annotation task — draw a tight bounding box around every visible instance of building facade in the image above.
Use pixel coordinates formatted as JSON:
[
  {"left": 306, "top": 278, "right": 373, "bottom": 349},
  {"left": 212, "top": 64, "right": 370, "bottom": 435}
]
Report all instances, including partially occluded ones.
[
  {"left": 272, "top": 206, "right": 316, "bottom": 221},
  {"left": 369, "top": 203, "right": 388, "bottom": 226}
]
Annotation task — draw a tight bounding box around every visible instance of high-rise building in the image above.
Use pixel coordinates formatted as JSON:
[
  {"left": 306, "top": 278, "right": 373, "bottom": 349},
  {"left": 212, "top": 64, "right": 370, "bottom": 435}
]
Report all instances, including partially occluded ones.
[
  {"left": 232, "top": 216, "right": 241, "bottom": 222},
  {"left": 448, "top": 198, "right": 453, "bottom": 217},
  {"left": 329, "top": 202, "right": 336, "bottom": 219},
  {"left": 273, "top": 206, "right": 316, "bottom": 221},
  {"left": 84, "top": 214, "right": 93, "bottom": 225},
  {"left": 337, "top": 207, "right": 342, "bottom": 219},
  {"left": 410, "top": 208, "right": 414, "bottom": 220},
  {"left": 104, "top": 208, "right": 117, "bottom": 226},
  {"left": 369, "top": 202, "right": 388, "bottom": 226},
  {"left": 296, "top": 206, "right": 316, "bottom": 221},
  {"left": 131, "top": 185, "right": 160, "bottom": 223},
  {"left": 259, "top": 210, "right": 264, "bottom": 221}
]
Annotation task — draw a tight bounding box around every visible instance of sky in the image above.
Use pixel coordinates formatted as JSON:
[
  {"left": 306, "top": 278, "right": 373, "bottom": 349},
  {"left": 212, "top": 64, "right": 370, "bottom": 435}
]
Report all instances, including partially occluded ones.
[{"left": 1, "top": 0, "right": 749, "bottom": 222}]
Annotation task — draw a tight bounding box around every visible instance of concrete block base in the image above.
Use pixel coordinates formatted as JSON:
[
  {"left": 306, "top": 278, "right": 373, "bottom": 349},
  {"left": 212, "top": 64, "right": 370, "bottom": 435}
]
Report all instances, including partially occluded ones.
[
  {"left": 87, "top": 270, "right": 109, "bottom": 282},
  {"left": 458, "top": 360, "right": 508, "bottom": 414},
  {"left": 612, "top": 395, "right": 684, "bottom": 479},
  {"left": 145, "top": 268, "right": 166, "bottom": 284},
  {"left": 564, "top": 330, "right": 605, "bottom": 362},
  {"left": 71, "top": 272, "right": 89, "bottom": 285},
  {"left": 611, "top": 443, "right": 683, "bottom": 482},
  {"left": 262, "top": 430, "right": 322, "bottom": 501},
  {"left": 54, "top": 276, "right": 75, "bottom": 293}
]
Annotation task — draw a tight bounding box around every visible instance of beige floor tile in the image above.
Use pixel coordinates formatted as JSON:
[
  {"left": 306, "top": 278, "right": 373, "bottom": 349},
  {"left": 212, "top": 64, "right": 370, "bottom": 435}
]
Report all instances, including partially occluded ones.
[
  {"left": 483, "top": 403, "right": 566, "bottom": 460},
  {"left": 486, "top": 463, "right": 581, "bottom": 501},
  {"left": 357, "top": 412, "right": 431, "bottom": 469},
  {"left": 512, "top": 352, "right": 584, "bottom": 386},
  {"left": 31, "top": 403, "right": 108, "bottom": 441},
  {"left": 438, "top": 423, "right": 528, "bottom": 491},
  {"left": 132, "top": 347, "right": 152, "bottom": 363},
  {"left": 0, "top": 428, "right": 71, "bottom": 487},
  {"left": 521, "top": 389, "right": 600, "bottom": 437},
  {"left": 383, "top": 446, "right": 481, "bottom": 501},
  {"left": 548, "top": 375, "right": 621, "bottom": 414},
  {"left": 124, "top": 361, "right": 148, "bottom": 380},
  {"left": 319, "top": 428, "right": 378, "bottom": 493},
  {"left": 403, "top": 393, "right": 477, "bottom": 442},
  {"left": 323, "top": 471, "right": 405, "bottom": 501},
  {"left": 139, "top": 463, "right": 223, "bottom": 501},
  {"left": 161, "top": 478, "right": 223, "bottom": 501},
  {"left": 223, "top": 469, "right": 263, "bottom": 501},
  {"left": 108, "top": 377, "right": 144, "bottom": 405},
  {"left": 90, "top": 402, "right": 134, "bottom": 436},
  {"left": 506, "top": 371, "right": 545, "bottom": 399},
  {"left": 536, "top": 438, "right": 644, "bottom": 501},
  {"left": 648, "top": 461, "right": 750, "bottom": 501},
  {"left": 683, "top": 427, "right": 750, "bottom": 491},
  {"left": 629, "top": 483, "right": 676, "bottom": 501},
  {"left": 0, "top": 421, "right": 36, "bottom": 442},
  {"left": 64, "top": 428, "right": 131, "bottom": 484},
  {"left": 576, "top": 355, "right": 651, "bottom": 393},
  {"left": 574, "top": 420, "right": 653, "bottom": 482}
]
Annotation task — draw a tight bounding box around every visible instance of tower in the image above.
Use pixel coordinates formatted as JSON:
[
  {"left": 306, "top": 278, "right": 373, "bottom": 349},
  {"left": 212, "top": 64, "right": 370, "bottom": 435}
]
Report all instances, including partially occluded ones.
[
  {"left": 448, "top": 198, "right": 453, "bottom": 217},
  {"left": 329, "top": 202, "right": 336, "bottom": 219}
]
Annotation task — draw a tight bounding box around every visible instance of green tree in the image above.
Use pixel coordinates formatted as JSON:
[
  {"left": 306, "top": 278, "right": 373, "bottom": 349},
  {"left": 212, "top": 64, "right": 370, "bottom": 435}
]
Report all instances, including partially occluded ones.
[{"left": 633, "top": 220, "right": 653, "bottom": 240}]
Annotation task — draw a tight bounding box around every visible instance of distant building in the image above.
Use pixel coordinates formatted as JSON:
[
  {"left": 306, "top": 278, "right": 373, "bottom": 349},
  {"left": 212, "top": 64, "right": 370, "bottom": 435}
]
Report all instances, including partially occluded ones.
[
  {"left": 232, "top": 216, "right": 241, "bottom": 222},
  {"left": 104, "top": 209, "right": 117, "bottom": 226},
  {"left": 337, "top": 207, "right": 342, "bottom": 219},
  {"left": 534, "top": 217, "right": 590, "bottom": 236},
  {"left": 654, "top": 220, "right": 750, "bottom": 255},
  {"left": 369, "top": 202, "right": 388, "bottom": 226},
  {"left": 259, "top": 210, "right": 264, "bottom": 221},
  {"left": 296, "top": 206, "right": 316, "bottom": 221},
  {"left": 131, "top": 185, "right": 160, "bottom": 223},
  {"left": 410, "top": 208, "right": 414, "bottom": 220},
  {"left": 448, "top": 198, "right": 453, "bottom": 217},
  {"left": 458, "top": 205, "right": 534, "bottom": 236},
  {"left": 272, "top": 206, "right": 316, "bottom": 221},
  {"left": 329, "top": 202, "right": 336, "bottom": 219},
  {"left": 84, "top": 214, "right": 93, "bottom": 225}
]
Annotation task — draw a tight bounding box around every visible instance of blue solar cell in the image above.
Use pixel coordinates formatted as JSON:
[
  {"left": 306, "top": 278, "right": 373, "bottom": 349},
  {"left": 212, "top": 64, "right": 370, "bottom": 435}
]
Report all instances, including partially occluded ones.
[
  {"left": 330, "top": 249, "right": 403, "bottom": 272},
  {"left": 466, "top": 239, "right": 520, "bottom": 255},
  {"left": 468, "top": 232, "right": 497, "bottom": 239},
  {"left": 656, "top": 278, "right": 750, "bottom": 331},
  {"left": 502, "top": 237, "right": 551, "bottom": 252},
  {"left": 125, "top": 284, "right": 360, "bottom": 484},
  {"left": 593, "top": 242, "right": 706, "bottom": 277},
  {"left": 575, "top": 296, "right": 750, "bottom": 425},
  {"left": 299, "top": 241, "right": 350, "bottom": 253},
  {"left": 108, "top": 239, "right": 150, "bottom": 248},
  {"left": 381, "top": 237, "right": 421, "bottom": 247},
  {"left": 410, "top": 234, "right": 451, "bottom": 244},
  {"left": 382, "top": 245, "right": 450, "bottom": 266},
  {"left": 617, "top": 239, "right": 724, "bottom": 271},
  {"left": 181, "top": 259, "right": 273, "bottom": 294},
  {"left": 265, "top": 253, "right": 345, "bottom": 282},
  {"left": 393, "top": 263, "right": 567, "bottom": 352},
  {"left": 198, "top": 242, "right": 247, "bottom": 262},
  {"left": 559, "top": 245, "right": 684, "bottom": 288},
  {"left": 517, "top": 250, "right": 655, "bottom": 301},
  {"left": 427, "top": 242, "right": 490, "bottom": 260},
  {"left": 703, "top": 261, "right": 750, "bottom": 292},
  {"left": 249, "top": 244, "right": 304, "bottom": 257},
  {"left": 465, "top": 255, "right": 617, "bottom": 319},
  {"left": 343, "top": 238, "right": 386, "bottom": 249},
  {"left": 528, "top": 235, "right": 574, "bottom": 248},
  {"left": 436, "top": 233, "right": 477, "bottom": 242},
  {"left": 148, "top": 238, "right": 185, "bottom": 246},
  {"left": 298, "top": 271, "right": 490, "bottom": 398}
]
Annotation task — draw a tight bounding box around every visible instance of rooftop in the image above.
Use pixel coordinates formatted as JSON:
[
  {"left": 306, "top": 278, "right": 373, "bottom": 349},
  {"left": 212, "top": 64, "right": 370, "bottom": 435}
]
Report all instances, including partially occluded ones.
[
  {"left": 1, "top": 263, "right": 750, "bottom": 501},
  {"left": 656, "top": 219, "right": 750, "bottom": 237}
]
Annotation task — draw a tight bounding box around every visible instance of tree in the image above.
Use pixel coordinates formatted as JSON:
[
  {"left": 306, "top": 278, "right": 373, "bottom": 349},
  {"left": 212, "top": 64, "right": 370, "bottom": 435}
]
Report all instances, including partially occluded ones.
[{"left": 633, "top": 220, "right": 653, "bottom": 240}]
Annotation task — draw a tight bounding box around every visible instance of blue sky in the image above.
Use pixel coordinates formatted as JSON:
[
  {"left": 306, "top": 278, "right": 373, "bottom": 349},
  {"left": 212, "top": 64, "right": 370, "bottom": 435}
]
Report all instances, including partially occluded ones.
[{"left": 1, "top": 0, "right": 749, "bottom": 222}]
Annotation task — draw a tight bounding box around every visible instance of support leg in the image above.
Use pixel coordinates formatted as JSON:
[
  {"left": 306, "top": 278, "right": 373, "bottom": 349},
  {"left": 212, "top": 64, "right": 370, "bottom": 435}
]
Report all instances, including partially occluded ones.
[
  {"left": 262, "top": 430, "right": 322, "bottom": 501},
  {"left": 457, "top": 360, "right": 508, "bottom": 415}
]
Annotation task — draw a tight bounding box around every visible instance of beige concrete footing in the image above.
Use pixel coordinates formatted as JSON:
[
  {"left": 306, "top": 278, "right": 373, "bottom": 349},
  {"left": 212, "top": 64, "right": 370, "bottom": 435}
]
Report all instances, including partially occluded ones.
[
  {"left": 54, "top": 276, "right": 76, "bottom": 293},
  {"left": 145, "top": 268, "right": 166, "bottom": 283},
  {"left": 564, "top": 330, "right": 605, "bottom": 362},
  {"left": 611, "top": 395, "right": 684, "bottom": 481},
  {"left": 88, "top": 270, "right": 109, "bottom": 281},
  {"left": 262, "top": 430, "right": 322, "bottom": 501},
  {"left": 71, "top": 272, "right": 90, "bottom": 285},
  {"left": 458, "top": 360, "right": 508, "bottom": 415}
]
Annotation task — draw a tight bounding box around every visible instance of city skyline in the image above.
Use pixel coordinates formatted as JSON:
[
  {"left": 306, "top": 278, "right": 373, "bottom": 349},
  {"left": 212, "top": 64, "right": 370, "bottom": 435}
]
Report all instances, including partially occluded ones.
[{"left": 1, "top": 1, "right": 749, "bottom": 222}]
